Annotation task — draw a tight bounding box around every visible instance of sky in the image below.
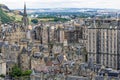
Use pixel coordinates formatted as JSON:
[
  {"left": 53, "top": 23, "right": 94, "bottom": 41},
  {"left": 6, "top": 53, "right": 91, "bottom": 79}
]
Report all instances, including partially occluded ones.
[{"left": 0, "top": 0, "right": 120, "bottom": 9}]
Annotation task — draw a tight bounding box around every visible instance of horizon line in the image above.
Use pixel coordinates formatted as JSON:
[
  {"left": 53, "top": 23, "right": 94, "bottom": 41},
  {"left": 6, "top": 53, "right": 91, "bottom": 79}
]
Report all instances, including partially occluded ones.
[{"left": 12, "top": 7, "right": 120, "bottom": 10}]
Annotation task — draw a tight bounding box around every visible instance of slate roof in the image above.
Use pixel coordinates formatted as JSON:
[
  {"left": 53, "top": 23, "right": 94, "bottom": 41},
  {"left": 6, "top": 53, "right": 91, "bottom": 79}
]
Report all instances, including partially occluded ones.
[
  {"left": 21, "top": 47, "right": 27, "bottom": 53},
  {"left": 33, "top": 52, "right": 42, "bottom": 57},
  {"left": 57, "top": 54, "right": 64, "bottom": 63},
  {"left": 66, "top": 76, "right": 89, "bottom": 80},
  {"left": 0, "top": 41, "right": 4, "bottom": 47}
]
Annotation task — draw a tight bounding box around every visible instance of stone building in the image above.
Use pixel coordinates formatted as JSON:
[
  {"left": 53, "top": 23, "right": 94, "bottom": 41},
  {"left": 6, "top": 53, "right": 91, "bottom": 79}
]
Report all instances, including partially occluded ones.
[
  {"left": 0, "top": 41, "right": 20, "bottom": 75},
  {"left": 33, "top": 23, "right": 65, "bottom": 45},
  {"left": 1, "top": 24, "right": 26, "bottom": 44},
  {"left": 0, "top": 53, "right": 6, "bottom": 75},
  {"left": 64, "top": 25, "right": 83, "bottom": 44},
  {"left": 54, "top": 25, "right": 64, "bottom": 43},
  {"left": 19, "top": 47, "right": 30, "bottom": 71},
  {"left": 86, "top": 19, "right": 120, "bottom": 69},
  {"left": 33, "top": 25, "right": 48, "bottom": 44},
  {"left": 31, "top": 52, "right": 45, "bottom": 70}
]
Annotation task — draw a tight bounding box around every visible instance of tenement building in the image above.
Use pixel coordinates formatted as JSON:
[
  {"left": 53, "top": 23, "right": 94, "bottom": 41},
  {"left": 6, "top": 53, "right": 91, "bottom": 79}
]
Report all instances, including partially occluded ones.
[{"left": 86, "top": 19, "right": 120, "bottom": 70}]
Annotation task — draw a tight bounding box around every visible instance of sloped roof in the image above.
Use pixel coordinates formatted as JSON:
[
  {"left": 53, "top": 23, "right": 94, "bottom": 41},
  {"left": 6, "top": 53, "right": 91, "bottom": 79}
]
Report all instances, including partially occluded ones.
[{"left": 21, "top": 47, "right": 27, "bottom": 53}]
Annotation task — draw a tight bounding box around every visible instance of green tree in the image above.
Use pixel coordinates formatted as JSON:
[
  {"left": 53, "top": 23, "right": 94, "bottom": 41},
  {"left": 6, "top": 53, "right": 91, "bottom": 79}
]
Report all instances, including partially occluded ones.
[
  {"left": 31, "top": 18, "right": 38, "bottom": 24},
  {"left": 22, "top": 70, "right": 32, "bottom": 76},
  {"left": 10, "top": 65, "right": 22, "bottom": 77},
  {"left": 10, "top": 65, "right": 32, "bottom": 78},
  {"left": 0, "top": 74, "right": 5, "bottom": 78}
]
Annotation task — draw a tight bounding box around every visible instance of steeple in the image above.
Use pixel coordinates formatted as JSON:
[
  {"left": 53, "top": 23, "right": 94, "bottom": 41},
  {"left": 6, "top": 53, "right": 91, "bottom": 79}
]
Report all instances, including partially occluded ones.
[
  {"left": 22, "top": 2, "right": 29, "bottom": 27},
  {"left": 24, "top": 2, "right": 27, "bottom": 16}
]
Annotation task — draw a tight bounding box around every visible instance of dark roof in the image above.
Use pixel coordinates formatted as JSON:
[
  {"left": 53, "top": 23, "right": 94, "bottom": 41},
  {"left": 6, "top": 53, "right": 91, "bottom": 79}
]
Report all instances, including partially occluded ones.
[
  {"left": 11, "top": 45, "right": 20, "bottom": 51},
  {"left": 57, "top": 55, "right": 64, "bottom": 63},
  {"left": 20, "top": 38, "right": 29, "bottom": 42},
  {"left": 44, "top": 57, "right": 48, "bottom": 63},
  {"left": 0, "top": 42, "right": 4, "bottom": 47},
  {"left": 21, "top": 47, "right": 27, "bottom": 53}
]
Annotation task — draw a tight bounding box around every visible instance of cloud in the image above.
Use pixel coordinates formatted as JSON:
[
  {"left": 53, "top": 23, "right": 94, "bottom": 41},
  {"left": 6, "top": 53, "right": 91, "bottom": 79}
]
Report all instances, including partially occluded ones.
[{"left": 0, "top": 0, "right": 120, "bottom": 9}]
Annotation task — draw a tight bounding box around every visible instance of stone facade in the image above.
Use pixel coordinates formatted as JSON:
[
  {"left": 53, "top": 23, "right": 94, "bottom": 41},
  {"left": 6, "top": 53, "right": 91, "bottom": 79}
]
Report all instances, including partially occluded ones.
[
  {"left": 0, "top": 54, "right": 6, "bottom": 75},
  {"left": 86, "top": 19, "right": 120, "bottom": 69}
]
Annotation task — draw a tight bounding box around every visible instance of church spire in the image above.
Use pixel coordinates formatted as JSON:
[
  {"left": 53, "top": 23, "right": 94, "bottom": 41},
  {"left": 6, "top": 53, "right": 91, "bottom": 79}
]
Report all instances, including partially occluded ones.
[
  {"left": 24, "top": 2, "right": 27, "bottom": 16},
  {"left": 22, "top": 2, "right": 29, "bottom": 27}
]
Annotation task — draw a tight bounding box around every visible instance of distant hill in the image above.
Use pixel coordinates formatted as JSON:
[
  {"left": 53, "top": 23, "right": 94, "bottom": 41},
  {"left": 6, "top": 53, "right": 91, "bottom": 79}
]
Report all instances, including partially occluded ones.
[
  {"left": 0, "top": 4, "right": 23, "bottom": 23},
  {"left": 0, "top": 4, "right": 10, "bottom": 12},
  {"left": 0, "top": 8, "right": 14, "bottom": 23}
]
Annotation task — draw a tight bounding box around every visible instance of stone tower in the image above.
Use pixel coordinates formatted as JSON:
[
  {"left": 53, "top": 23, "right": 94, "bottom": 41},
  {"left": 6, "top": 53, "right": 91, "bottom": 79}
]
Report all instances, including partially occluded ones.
[{"left": 22, "top": 3, "right": 29, "bottom": 27}]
